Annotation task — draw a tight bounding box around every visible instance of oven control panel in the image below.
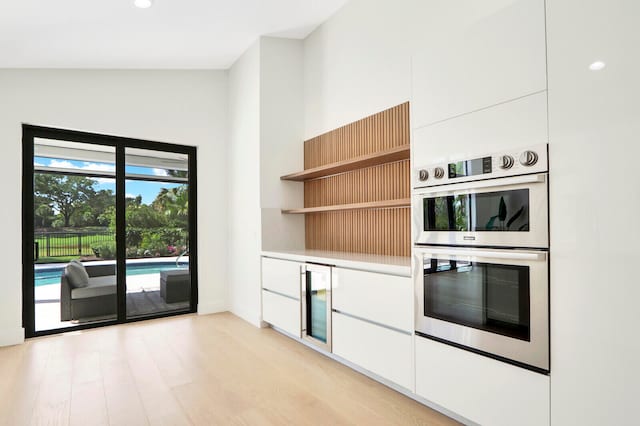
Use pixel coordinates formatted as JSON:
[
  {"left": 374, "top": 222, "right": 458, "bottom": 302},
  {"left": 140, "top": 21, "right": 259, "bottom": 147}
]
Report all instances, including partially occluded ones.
[{"left": 414, "top": 144, "right": 548, "bottom": 188}]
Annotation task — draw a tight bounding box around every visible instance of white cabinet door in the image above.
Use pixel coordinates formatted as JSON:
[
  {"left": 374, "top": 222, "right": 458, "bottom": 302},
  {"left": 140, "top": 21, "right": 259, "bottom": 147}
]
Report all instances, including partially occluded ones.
[
  {"left": 332, "top": 268, "right": 412, "bottom": 332},
  {"left": 333, "top": 312, "right": 413, "bottom": 391},
  {"left": 415, "top": 336, "right": 549, "bottom": 426},
  {"left": 412, "top": 91, "right": 548, "bottom": 176},
  {"left": 412, "top": 0, "right": 547, "bottom": 129},
  {"left": 262, "top": 290, "right": 300, "bottom": 337},
  {"left": 261, "top": 257, "right": 302, "bottom": 299}
]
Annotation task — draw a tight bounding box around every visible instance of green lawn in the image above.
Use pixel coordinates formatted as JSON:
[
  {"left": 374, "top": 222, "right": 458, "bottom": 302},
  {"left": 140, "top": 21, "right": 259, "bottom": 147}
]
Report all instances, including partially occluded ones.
[
  {"left": 35, "top": 255, "right": 81, "bottom": 264},
  {"left": 35, "top": 231, "right": 115, "bottom": 258}
]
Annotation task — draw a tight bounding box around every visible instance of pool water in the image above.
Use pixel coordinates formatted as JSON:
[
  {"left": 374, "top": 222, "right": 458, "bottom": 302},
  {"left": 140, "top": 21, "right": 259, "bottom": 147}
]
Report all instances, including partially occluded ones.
[{"left": 34, "top": 262, "right": 188, "bottom": 287}]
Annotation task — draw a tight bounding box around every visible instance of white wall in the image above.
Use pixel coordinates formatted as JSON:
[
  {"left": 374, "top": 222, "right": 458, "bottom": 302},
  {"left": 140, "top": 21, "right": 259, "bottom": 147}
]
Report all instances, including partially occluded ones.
[
  {"left": 0, "top": 69, "right": 228, "bottom": 345},
  {"left": 259, "top": 37, "right": 305, "bottom": 252},
  {"left": 546, "top": 1, "right": 640, "bottom": 424},
  {"left": 227, "top": 41, "right": 263, "bottom": 326},
  {"left": 227, "top": 36, "right": 306, "bottom": 326}
]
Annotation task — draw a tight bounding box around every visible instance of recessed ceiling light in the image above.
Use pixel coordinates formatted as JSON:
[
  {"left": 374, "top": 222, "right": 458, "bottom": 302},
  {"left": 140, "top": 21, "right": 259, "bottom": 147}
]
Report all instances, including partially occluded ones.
[
  {"left": 134, "top": 0, "right": 153, "bottom": 9},
  {"left": 589, "top": 61, "right": 606, "bottom": 71}
]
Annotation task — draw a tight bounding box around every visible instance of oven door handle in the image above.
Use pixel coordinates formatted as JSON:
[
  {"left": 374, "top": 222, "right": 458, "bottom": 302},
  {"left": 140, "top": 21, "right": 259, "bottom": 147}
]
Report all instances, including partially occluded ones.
[
  {"left": 414, "top": 173, "right": 546, "bottom": 196},
  {"left": 419, "top": 248, "right": 547, "bottom": 261}
]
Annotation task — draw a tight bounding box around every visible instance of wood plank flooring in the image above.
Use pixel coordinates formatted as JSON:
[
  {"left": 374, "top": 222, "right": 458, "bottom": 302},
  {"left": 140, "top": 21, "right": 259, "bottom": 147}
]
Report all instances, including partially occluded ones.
[{"left": 0, "top": 313, "right": 458, "bottom": 426}]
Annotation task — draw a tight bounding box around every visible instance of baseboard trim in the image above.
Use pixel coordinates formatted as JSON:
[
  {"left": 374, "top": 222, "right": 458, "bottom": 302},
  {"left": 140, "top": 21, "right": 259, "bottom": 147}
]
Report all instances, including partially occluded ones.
[
  {"left": 0, "top": 326, "right": 25, "bottom": 347},
  {"left": 197, "top": 300, "right": 227, "bottom": 315}
]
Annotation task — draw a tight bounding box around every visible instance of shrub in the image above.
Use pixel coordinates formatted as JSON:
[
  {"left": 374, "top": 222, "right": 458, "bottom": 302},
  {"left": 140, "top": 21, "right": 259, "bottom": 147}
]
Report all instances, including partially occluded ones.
[{"left": 92, "top": 241, "right": 117, "bottom": 259}]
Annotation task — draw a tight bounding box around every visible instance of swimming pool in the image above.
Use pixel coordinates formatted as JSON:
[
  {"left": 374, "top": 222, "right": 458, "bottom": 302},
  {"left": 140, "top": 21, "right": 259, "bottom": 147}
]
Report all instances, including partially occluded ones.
[{"left": 34, "top": 261, "right": 189, "bottom": 287}]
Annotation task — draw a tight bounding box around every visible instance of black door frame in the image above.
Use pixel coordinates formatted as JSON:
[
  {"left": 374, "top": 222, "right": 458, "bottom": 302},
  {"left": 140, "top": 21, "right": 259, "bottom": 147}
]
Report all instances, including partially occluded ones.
[{"left": 22, "top": 124, "right": 198, "bottom": 338}]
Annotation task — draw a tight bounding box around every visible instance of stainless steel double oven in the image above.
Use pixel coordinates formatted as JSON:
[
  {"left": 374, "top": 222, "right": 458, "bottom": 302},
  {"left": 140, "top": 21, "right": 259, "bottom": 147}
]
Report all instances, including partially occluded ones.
[{"left": 413, "top": 144, "right": 550, "bottom": 373}]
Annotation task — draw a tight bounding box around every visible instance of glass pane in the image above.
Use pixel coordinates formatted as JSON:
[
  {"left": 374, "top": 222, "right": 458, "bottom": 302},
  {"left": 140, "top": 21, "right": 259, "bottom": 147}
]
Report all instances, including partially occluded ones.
[
  {"left": 34, "top": 140, "right": 117, "bottom": 332},
  {"left": 423, "top": 258, "right": 530, "bottom": 340},
  {"left": 125, "top": 148, "right": 191, "bottom": 319},
  {"left": 125, "top": 148, "right": 188, "bottom": 179},
  {"left": 307, "top": 271, "right": 328, "bottom": 343},
  {"left": 423, "top": 189, "right": 530, "bottom": 232}
]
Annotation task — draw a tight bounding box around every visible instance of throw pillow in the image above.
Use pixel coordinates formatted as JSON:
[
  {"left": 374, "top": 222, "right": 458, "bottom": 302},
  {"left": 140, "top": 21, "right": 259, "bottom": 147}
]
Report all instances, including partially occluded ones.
[{"left": 66, "top": 260, "right": 90, "bottom": 288}]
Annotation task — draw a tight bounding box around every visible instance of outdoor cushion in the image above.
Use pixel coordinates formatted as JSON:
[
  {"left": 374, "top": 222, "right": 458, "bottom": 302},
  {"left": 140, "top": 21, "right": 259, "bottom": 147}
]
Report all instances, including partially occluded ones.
[
  {"left": 65, "top": 260, "right": 90, "bottom": 288},
  {"left": 71, "top": 275, "right": 116, "bottom": 299}
]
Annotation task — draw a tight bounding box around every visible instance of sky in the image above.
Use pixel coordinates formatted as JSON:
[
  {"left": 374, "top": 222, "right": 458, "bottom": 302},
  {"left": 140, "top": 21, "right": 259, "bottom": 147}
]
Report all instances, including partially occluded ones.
[{"left": 34, "top": 156, "right": 184, "bottom": 205}]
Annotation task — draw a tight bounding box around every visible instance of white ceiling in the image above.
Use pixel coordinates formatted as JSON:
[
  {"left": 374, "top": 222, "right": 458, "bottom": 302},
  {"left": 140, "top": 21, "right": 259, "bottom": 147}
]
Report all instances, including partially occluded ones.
[{"left": 0, "top": 0, "right": 347, "bottom": 69}]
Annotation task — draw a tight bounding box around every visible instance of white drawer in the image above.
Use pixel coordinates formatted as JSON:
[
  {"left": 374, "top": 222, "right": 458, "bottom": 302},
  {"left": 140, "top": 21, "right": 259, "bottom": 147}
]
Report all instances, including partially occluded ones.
[
  {"left": 262, "top": 290, "right": 300, "bottom": 338},
  {"left": 261, "top": 257, "right": 302, "bottom": 299},
  {"left": 415, "top": 336, "right": 549, "bottom": 426},
  {"left": 332, "top": 267, "right": 412, "bottom": 332},
  {"left": 333, "top": 312, "right": 413, "bottom": 391}
]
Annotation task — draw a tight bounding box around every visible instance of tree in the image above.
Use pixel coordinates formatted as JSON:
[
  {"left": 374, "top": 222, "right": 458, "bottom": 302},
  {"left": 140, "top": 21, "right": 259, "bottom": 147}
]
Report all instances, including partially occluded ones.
[
  {"left": 34, "top": 174, "right": 97, "bottom": 227},
  {"left": 152, "top": 185, "right": 188, "bottom": 227},
  {"left": 34, "top": 202, "right": 54, "bottom": 228},
  {"left": 80, "top": 188, "right": 115, "bottom": 227}
]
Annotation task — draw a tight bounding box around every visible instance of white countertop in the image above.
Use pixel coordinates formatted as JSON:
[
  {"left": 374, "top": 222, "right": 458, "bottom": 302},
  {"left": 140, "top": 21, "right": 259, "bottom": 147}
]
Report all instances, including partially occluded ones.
[{"left": 261, "top": 249, "right": 411, "bottom": 277}]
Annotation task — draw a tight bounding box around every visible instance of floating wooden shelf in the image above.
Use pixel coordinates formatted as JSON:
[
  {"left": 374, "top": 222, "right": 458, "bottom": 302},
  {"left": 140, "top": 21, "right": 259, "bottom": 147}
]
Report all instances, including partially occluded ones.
[
  {"left": 282, "top": 198, "right": 410, "bottom": 214},
  {"left": 280, "top": 145, "right": 410, "bottom": 182}
]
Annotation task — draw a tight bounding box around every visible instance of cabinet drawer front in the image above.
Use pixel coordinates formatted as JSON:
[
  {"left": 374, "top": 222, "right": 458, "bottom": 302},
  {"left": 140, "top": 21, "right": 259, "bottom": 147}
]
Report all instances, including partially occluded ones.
[
  {"left": 261, "top": 257, "right": 302, "bottom": 299},
  {"left": 415, "top": 336, "right": 549, "bottom": 426},
  {"left": 262, "top": 290, "right": 300, "bottom": 337},
  {"left": 332, "top": 268, "right": 412, "bottom": 332},
  {"left": 333, "top": 312, "right": 413, "bottom": 391}
]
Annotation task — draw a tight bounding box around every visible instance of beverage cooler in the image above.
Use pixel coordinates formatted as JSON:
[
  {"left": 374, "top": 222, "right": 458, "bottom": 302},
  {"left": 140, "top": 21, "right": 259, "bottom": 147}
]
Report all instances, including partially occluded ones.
[{"left": 302, "top": 264, "right": 332, "bottom": 352}]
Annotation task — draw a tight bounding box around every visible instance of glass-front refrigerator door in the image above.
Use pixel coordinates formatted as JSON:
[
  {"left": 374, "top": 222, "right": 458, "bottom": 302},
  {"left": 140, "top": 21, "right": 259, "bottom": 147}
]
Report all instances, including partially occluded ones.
[{"left": 302, "top": 264, "right": 332, "bottom": 352}]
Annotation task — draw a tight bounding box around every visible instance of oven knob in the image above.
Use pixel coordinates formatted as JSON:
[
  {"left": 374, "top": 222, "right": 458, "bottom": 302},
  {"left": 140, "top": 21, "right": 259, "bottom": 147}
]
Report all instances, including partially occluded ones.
[
  {"left": 418, "top": 169, "right": 429, "bottom": 181},
  {"left": 500, "top": 155, "right": 515, "bottom": 169},
  {"left": 519, "top": 150, "right": 539, "bottom": 166},
  {"left": 434, "top": 167, "right": 445, "bottom": 179}
]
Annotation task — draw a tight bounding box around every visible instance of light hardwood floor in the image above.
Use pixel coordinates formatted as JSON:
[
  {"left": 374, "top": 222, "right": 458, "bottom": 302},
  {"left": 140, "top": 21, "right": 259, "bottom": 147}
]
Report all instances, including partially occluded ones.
[{"left": 0, "top": 313, "right": 458, "bottom": 426}]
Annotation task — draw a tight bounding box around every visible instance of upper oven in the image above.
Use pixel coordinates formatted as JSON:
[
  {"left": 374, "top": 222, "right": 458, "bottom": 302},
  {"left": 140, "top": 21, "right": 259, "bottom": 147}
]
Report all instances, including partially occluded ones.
[{"left": 413, "top": 173, "right": 548, "bottom": 249}]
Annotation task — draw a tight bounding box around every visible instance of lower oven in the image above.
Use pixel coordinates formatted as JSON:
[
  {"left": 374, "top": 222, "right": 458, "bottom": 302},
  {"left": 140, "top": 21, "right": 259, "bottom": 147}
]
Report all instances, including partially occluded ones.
[{"left": 414, "top": 246, "right": 549, "bottom": 372}]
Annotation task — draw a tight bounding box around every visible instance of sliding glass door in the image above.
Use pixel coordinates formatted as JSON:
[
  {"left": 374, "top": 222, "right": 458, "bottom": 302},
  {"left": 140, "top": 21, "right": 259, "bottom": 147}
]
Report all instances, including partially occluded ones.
[
  {"left": 22, "top": 126, "right": 197, "bottom": 337},
  {"left": 124, "top": 148, "right": 191, "bottom": 319},
  {"left": 32, "top": 139, "right": 118, "bottom": 332}
]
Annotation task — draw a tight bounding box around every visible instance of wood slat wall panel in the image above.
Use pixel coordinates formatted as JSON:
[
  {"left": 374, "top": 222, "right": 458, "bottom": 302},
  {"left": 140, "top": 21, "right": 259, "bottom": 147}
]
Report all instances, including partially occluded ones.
[
  {"left": 304, "top": 103, "right": 410, "bottom": 257},
  {"left": 304, "top": 103, "right": 410, "bottom": 168},
  {"left": 303, "top": 161, "right": 410, "bottom": 207},
  {"left": 305, "top": 209, "right": 411, "bottom": 257}
]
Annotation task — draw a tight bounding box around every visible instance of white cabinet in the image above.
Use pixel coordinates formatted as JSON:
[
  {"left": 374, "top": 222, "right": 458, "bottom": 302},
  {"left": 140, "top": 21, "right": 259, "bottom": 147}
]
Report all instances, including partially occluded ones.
[
  {"left": 411, "top": 0, "right": 547, "bottom": 129},
  {"left": 261, "top": 257, "right": 302, "bottom": 336},
  {"left": 415, "top": 336, "right": 550, "bottom": 426},
  {"left": 262, "top": 257, "right": 302, "bottom": 299},
  {"left": 331, "top": 268, "right": 414, "bottom": 390},
  {"left": 412, "top": 91, "right": 548, "bottom": 172},
  {"left": 262, "top": 290, "right": 300, "bottom": 337},
  {"left": 332, "top": 267, "right": 412, "bottom": 332},
  {"left": 333, "top": 312, "right": 413, "bottom": 391}
]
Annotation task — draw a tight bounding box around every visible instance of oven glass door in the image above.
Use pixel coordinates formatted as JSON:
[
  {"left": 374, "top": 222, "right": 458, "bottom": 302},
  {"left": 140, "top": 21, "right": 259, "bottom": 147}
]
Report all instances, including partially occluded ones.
[
  {"left": 413, "top": 174, "right": 548, "bottom": 248},
  {"left": 424, "top": 188, "right": 530, "bottom": 233},
  {"left": 425, "top": 257, "right": 530, "bottom": 340}
]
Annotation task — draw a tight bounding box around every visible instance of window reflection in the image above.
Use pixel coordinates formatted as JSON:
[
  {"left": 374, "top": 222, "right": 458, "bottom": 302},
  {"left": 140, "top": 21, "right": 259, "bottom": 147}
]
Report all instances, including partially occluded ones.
[
  {"left": 423, "top": 258, "right": 531, "bottom": 340},
  {"left": 423, "top": 189, "right": 530, "bottom": 232}
]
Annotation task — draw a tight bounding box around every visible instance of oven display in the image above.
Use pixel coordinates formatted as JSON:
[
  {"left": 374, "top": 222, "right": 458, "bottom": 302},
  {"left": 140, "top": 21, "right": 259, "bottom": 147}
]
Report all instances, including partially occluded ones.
[{"left": 448, "top": 156, "right": 492, "bottom": 179}]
